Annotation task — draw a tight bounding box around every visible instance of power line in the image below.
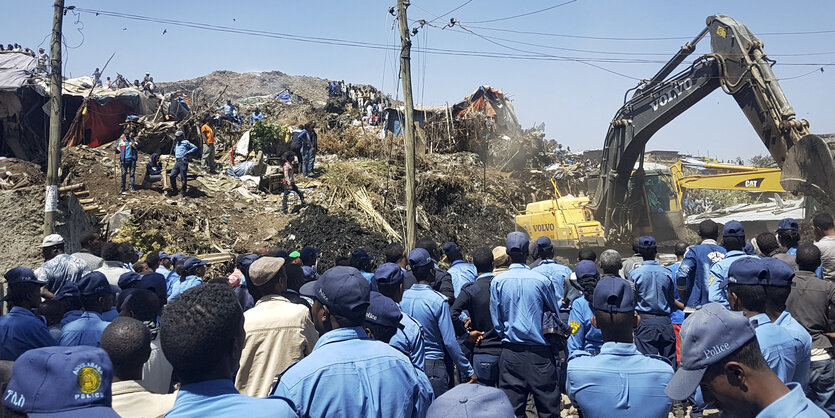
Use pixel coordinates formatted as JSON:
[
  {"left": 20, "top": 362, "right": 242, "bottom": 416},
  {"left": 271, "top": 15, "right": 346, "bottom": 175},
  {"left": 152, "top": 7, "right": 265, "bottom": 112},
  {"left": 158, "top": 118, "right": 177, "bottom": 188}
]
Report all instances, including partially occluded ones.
[
  {"left": 427, "top": 0, "right": 472, "bottom": 24},
  {"left": 461, "top": 0, "right": 578, "bottom": 24}
]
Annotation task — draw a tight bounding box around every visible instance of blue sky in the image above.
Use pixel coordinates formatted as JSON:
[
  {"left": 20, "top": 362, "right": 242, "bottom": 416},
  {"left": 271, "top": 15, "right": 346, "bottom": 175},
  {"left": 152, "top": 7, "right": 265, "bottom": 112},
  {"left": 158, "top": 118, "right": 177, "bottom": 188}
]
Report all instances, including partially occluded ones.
[{"left": 5, "top": 1, "right": 835, "bottom": 160}]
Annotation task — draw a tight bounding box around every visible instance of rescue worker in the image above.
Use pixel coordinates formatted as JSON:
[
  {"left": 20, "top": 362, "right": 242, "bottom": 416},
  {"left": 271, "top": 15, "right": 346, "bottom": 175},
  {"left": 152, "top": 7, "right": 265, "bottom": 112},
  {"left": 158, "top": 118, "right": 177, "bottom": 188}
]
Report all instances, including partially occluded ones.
[
  {"left": 281, "top": 151, "right": 305, "bottom": 214},
  {"left": 567, "top": 260, "right": 604, "bottom": 357},
  {"left": 676, "top": 219, "right": 726, "bottom": 307},
  {"left": 270, "top": 266, "right": 433, "bottom": 417},
  {"left": 115, "top": 124, "right": 138, "bottom": 193},
  {"left": 566, "top": 276, "right": 674, "bottom": 418},
  {"left": 490, "top": 232, "right": 561, "bottom": 417},
  {"left": 726, "top": 257, "right": 798, "bottom": 383},
  {"left": 628, "top": 236, "right": 679, "bottom": 366},
  {"left": 665, "top": 303, "right": 826, "bottom": 417},
  {"left": 250, "top": 107, "right": 264, "bottom": 123},
  {"left": 375, "top": 262, "right": 426, "bottom": 370},
  {"left": 401, "top": 248, "right": 475, "bottom": 396},
  {"left": 200, "top": 119, "right": 216, "bottom": 174},
  {"left": 60, "top": 272, "right": 116, "bottom": 347},
  {"left": 0, "top": 267, "right": 57, "bottom": 360},
  {"left": 168, "top": 130, "right": 198, "bottom": 196},
  {"left": 708, "top": 221, "right": 756, "bottom": 308}
]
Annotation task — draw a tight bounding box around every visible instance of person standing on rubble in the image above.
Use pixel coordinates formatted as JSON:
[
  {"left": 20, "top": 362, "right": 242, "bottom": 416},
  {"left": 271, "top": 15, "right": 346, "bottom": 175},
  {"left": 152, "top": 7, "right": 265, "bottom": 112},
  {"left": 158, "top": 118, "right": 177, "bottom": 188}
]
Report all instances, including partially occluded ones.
[
  {"left": 200, "top": 119, "right": 217, "bottom": 174},
  {"left": 168, "top": 130, "right": 198, "bottom": 196},
  {"left": 116, "top": 124, "right": 138, "bottom": 193},
  {"left": 281, "top": 151, "right": 305, "bottom": 214}
]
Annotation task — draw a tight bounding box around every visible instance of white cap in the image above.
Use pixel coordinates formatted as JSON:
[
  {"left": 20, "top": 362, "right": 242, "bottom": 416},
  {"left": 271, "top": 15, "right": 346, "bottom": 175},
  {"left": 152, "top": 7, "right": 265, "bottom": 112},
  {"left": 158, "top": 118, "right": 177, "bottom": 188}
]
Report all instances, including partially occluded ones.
[{"left": 39, "top": 234, "right": 64, "bottom": 248}]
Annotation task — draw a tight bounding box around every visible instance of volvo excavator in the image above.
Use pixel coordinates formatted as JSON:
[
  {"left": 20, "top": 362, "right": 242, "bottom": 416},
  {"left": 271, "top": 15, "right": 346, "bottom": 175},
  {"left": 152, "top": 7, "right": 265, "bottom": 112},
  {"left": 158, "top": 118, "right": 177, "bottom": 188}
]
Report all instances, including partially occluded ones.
[{"left": 587, "top": 14, "right": 835, "bottom": 243}]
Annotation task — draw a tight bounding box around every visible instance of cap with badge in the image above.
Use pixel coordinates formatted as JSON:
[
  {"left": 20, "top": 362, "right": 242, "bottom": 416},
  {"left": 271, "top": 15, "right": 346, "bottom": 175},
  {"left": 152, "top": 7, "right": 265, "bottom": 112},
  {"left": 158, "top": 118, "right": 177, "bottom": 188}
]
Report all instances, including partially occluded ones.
[
  {"left": 505, "top": 231, "right": 530, "bottom": 255},
  {"left": 39, "top": 234, "right": 65, "bottom": 248},
  {"left": 183, "top": 257, "right": 208, "bottom": 271},
  {"left": 408, "top": 248, "right": 434, "bottom": 269},
  {"left": 777, "top": 218, "right": 799, "bottom": 232},
  {"left": 364, "top": 291, "right": 402, "bottom": 328},
  {"left": 426, "top": 383, "right": 514, "bottom": 418},
  {"left": 4, "top": 266, "right": 47, "bottom": 286},
  {"left": 723, "top": 220, "right": 745, "bottom": 238},
  {"left": 248, "top": 256, "right": 286, "bottom": 287},
  {"left": 77, "top": 272, "right": 116, "bottom": 296},
  {"left": 665, "top": 302, "right": 757, "bottom": 400},
  {"left": 310, "top": 266, "right": 370, "bottom": 322},
  {"left": 724, "top": 257, "right": 768, "bottom": 287},
  {"left": 2, "top": 345, "right": 119, "bottom": 417},
  {"left": 593, "top": 276, "right": 635, "bottom": 312},
  {"left": 763, "top": 257, "right": 795, "bottom": 288},
  {"left": 374, "top": 262, "right": 405, "bottom": 287}
]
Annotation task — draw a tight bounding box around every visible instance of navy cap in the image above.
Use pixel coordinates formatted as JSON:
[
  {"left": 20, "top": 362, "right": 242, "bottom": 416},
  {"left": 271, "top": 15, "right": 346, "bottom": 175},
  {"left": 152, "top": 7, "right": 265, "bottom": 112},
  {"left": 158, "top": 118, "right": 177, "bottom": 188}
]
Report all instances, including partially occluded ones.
[
  {"left": 171, "top": 253, "right": 186, "bottom": 266},
  {"left": 725, "top": 257, "right": 768, "bottom": 287},
  {"left": 426, "top": 383, "right": 515, "bottom": 418},
  {"left": 408, "top": 248, "right": 433, "bottom": 269},
  {"left": 443, "top": 242, "right": 462, "bottom": 257},
  {"left": 665, "top": 303, "right": 756, "bottom": 400},
  {"left": 137, "top": 272, "right": 167, "bottom": 304},
  {"left": 117, "top": 271, "right": 142, "bottom": 290},
  {"left": 365, "top": 291, "right": 402, "bottom": 328},
  {"left": 535, "top": 236, "right": 553, "bottom": 251},
  {"left": 77, "top": 272, "right": 116, "bottom": 296},
  {"left": 777, "top": 218, "right": 799, "bottom": 232},
  {"left": 4, "top": 267, "right": 47, "bottom": 286},
  {"left": 351, "top": 248, "right": 372, "bottom": 263},
  {"left": 506, "top": 231, "right": 529, "bottom": 254},
  {"left": 638, "top": 236, "right": 657, "bottom": 251},
  {"left": 574, "top": 260, "right": 599, "bottom": 280},
  {"left": 300, "top": 246, "right": 320, "bottom": 262},
  {"left": 723, "top": 220, "right": 745, "bottom": 238},
  {"left": 592, "top": 276, "right": 635, "bottom": 313},
  {"left": 374, "top": 262, "right": 405, "bottom": 286},
  {"left": 763, "top": 257, "right": 795, "bottom": 288},
  {"left": 184, "top": 257, "right": 208, "bottom": 270},
  {"left": 158, "top": 251, "right": 171, "bottom": 260},
  {"left": 312, "top": 266, "right": 370, "bottom": 321},
  {"left": 299, "top": 281, "right": 318, "bottom": 298},
  {"left": 3, "top": 346, "right": 119, "bottom": 417},
  {"left": 743, "top": 241, "right": 757, "bottom": 255},
  {"left": 53, "top": 282, "right": 81, "bottom": 301}
]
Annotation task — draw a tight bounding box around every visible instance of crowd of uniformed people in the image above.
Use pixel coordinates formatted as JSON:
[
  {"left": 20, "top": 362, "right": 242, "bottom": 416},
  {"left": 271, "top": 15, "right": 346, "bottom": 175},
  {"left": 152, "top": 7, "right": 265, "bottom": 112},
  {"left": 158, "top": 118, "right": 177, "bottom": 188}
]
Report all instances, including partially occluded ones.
[{"left": 1, "top": 213, "right": 835, "bottom": 417}]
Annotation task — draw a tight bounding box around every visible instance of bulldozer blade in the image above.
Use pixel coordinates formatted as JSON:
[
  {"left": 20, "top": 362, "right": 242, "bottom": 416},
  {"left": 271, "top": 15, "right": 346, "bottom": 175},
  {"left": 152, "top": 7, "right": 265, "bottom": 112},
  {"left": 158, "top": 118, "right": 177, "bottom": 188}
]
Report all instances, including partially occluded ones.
[{"left": 781, "top": 134, "right": 835, "bottom": 212}]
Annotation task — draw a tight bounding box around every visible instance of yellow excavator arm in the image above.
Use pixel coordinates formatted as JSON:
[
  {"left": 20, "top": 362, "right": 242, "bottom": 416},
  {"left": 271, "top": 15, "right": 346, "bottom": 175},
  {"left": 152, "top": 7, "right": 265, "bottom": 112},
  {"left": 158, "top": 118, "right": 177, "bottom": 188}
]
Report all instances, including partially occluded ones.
[{"left": 671, "top": 160, "right": 785, "bottom": 193}]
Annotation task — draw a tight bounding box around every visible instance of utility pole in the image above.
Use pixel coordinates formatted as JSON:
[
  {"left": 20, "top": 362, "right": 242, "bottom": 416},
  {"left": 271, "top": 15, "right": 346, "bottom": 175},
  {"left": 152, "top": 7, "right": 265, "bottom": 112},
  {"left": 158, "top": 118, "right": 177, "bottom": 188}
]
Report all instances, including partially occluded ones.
[
  {"left": 44, "top": 0, "right": 64, "bottom": 235},
  {"left": 397, "top": 0, "right": 417, "bottom": 250}
]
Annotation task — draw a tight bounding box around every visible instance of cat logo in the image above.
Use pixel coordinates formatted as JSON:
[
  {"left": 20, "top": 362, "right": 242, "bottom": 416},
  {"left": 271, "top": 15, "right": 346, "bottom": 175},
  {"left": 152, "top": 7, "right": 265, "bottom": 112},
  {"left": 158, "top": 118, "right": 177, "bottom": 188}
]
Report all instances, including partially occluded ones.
[
  {"left": 569, "top": 320, "right": 581, "bottom": 335},
  {"left": 716, "top": 26, "right": 727, "bottom": 38}
]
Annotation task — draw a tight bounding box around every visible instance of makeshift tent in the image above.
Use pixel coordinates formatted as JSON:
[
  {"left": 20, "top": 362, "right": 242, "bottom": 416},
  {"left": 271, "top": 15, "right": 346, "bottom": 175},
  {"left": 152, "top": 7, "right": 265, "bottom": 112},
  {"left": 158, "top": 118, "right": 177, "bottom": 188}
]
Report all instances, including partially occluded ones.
[{"left": 0, "top": 53, "right": 35, "bottom": 92}]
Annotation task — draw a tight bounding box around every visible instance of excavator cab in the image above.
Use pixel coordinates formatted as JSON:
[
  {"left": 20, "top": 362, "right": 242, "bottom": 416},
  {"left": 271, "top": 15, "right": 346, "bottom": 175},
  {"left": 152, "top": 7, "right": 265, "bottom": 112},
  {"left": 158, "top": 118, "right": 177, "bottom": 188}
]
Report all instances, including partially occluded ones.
[{"left": 625, "top": 164, "right": 686, "bottom": 242}]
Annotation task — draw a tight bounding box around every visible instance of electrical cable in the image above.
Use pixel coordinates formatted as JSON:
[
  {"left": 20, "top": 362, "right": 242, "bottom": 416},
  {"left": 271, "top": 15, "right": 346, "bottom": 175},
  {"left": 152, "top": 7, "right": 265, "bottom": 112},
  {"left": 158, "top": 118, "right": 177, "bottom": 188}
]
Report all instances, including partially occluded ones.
[{"left": 460, "top": 0, "right": 578, "bottom": 24}]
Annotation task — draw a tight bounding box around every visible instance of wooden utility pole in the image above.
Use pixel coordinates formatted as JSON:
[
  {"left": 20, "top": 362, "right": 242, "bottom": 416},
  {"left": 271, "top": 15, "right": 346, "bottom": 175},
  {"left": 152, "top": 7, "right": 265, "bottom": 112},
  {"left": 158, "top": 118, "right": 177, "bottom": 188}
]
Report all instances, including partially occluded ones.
[
  {"left": 397, "top": 0, "right": 417, "bottom": 250},
  {"left": 44, "top": 0, "right": 64, "bottom": 234}
]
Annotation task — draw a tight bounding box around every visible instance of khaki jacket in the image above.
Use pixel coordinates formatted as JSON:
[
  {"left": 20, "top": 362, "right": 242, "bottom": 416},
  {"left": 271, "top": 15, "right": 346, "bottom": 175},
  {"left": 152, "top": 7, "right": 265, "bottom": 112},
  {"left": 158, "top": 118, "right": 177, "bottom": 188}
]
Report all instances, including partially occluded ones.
[{"left": 111, "top": 380, "right": 176, "bottom": 418}]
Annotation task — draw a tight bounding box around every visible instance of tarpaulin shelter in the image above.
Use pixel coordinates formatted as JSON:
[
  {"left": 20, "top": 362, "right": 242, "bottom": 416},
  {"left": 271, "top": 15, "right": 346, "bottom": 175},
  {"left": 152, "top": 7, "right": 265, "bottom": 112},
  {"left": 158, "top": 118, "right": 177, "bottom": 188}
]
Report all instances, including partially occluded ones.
[{"left": 0, "top": 52, "right": 50, "bottom": 162}]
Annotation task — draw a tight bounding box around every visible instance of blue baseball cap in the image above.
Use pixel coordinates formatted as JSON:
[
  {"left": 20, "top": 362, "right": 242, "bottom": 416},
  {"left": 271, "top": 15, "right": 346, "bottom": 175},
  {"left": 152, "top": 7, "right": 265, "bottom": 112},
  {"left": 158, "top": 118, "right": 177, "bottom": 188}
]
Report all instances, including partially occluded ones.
[
  {"left": 535, "top": 236, "right": 553, "bottom": 251},
  {"left": 311, "top": 266, "right": 370, "bottom": 321},
  {"left": 4, "top": 267, "right": 47, "bottom": 286},
  {"left": 158, "top": 251, "right": 171, "bottom": 260},
  {"left": 365, "top": 291, "right": 402, "bottom": 328},
  {"left": 408, "top": 248, "right": 433, "bottom": 269},
  {"left": 638, "top": 236, "right": 657, "bottom": 251},
  {"left": 592, "top": 276, "right": 635, "bottom": 313},
  {"left": 574, "top": 260, "right": 599, "bottom": 280},
  {"left": 171, "top": 253, "right": 186, "bottom": 265},
  {"left": 78, "top": 272, "right": 116, "bottom": 296},
  {"left": 374, "top": 262, "right": 405, "bottom": 286},
  {"left": 665, "top": 303, "right": 756, "bottom": 400},
  {"left": 426, "top": 382, "right": 514, "bottom": 418},
  {"left": 777, "top": 218, "right": 799, "bottom": 232},
  {"left": 351, "top": 248, "right": 372, "bottom": 264},
  {"left": 763, "top": 257, "right": 795, "bottom": 288},
  {"left": 725, "top": 257, "right": 768, "bottom": 287},
  {"left": 3, "top": 346, "right": 119, "bottom": 417},
  {"left": 137, "top": 272, "right": 167, "bottom": 304},
  {"left": 299, "top": 280, "right": 318, "bottom": 298},
  {"left": 300, "top": 247, "right": 321, "bottom": 263},
  {"left": 443, "top": 242, "right": 462, "bottom": 257},
  {"left": 53, "top": 282, "right": 81, "bottom": 301},
  {"left": 117, "top": 271, "right": 142, "bottom": 290},
  {"left": 723, "top": 220, "right": 745, "bottom": 238},
  {"left": 506, "top": 231, "right": 529, "bottom": 255},
  {"left": 184, "top": 257, "right": 208, "bottom": 270}
]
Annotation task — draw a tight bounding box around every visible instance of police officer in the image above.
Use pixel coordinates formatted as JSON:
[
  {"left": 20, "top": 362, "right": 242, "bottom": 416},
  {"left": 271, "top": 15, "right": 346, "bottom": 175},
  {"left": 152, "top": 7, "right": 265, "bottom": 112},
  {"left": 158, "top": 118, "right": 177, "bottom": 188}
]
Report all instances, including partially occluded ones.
[
  {"left": 531, "top": 236, "right": 572, "bottom": 305},
  {"left": 444, "top": 242, "right": 477, "bottom": 298},
  {"left": 271, "top": 266, "right": 433, "bottom": 417},
  {"left": 490, "top": 232, "right": 561, "bottom": 417},
  {"left": 168, "top": 257, "right": 206, "bottom": 301},
  {"left": 676, "top": 219, "right": 726, "bottom": 308},
  {"left": 775, "top": 218, "right": 801, "bottom": 267},
  {"left": 0, "top": 267, "right": 57, "bottom": 360},
  {"left": 567, "top": 260, "right": 604, "bottom": 357},
  {"left": 401, "top": 249, "right": 475, "bottom": 396},
  {"left": 363, "top": 291, "right": 403, "bottom": 343},
  {"left": 708, "top": 220, "right": 757, "bottom": 307},
  {"left": 566, "top": 276, "right": 674, "bottom": 417},
  {"left": 404, "top": 238, "right": 455, "bottom": 302},
  {"left": 628, "top": 236, "right": 679, "bottom": 366},
  {"left": 54, "top": 281, "right": 84, "bottom": 326},
  {"left": 168, "top": 130, "right": 198, "bottom": 196},
  {"left": 763, "top": 257, "right": 811, "bottom": 389},
  {"left": 375, "top": 262, "right": 426, "bottom": 371},
  {"left": 726, "top": 257, "right": 798, "bottom": 383},
  {"left": 60, "top": 272, "right": 115, "bottom": 347},
  {"left": 665, "top": 303, "right": 826, "bottom": 417}
]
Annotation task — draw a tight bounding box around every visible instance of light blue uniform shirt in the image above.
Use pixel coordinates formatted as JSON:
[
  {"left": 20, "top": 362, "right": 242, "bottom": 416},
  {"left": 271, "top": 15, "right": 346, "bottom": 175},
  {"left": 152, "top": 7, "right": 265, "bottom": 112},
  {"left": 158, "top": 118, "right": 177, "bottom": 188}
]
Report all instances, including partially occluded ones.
[
  {"left": 676, "top": 240, "right": 726, "bottom": 307},
  {"left": 389, "top": 310, "right": 426, "bottom": 371},
  {"left": 166, "top": 269, "right": 180, "bottom": 294},
  {"left": 567, "top": 342, "right": 674, "bottom": 418},
  {"left": 271, "top": 327, "right": 434, "bottom": 418},
  {"left": 756, "top": 382, "right": 827, "bottom": 417},
  {"left": 448, "top": 260, "right": 477, "bottom": 298},
  {"left": 708, "top": 251, "right": 758, "bottom": 308},
  {"left": 60, "top": 309, "right": 84, "bottom": 327},
  {"left": 168, "top": 275, "right": 203, "bottom": 301},
  {"left": 533, "top": 259, "right": 572, "bottom": 303},
  {"left": 173, "top": 140, "right": 198, "bottom": 159},
  {"left": 101, "top": 307, "right": 118, "bottom": 322},
  {"left": 401, "top": 284, "right": 473, "bottom": 376},
  {"left": 667, "top": 263, "right": 685, "bottom": 325},
  {"left": 361, "top": 271, "right": 377, "bottom": 292},
  {"left": 567, "top": 296, "right": 604, "bottom": 357},
  {"left": 750, "top": 313, "right": 799, "bottom": 384},
  {"left": 490, "top": 263, "right": 560, "bottom": 346},
  {"left": 59, "top": 311, "right": 109, "bottom": 347},
  {"left": 156, "top": 265, "right": 171, "bottom": 278},
  {"left": 775, "top": 311, "right": 812, "bottom": 389},
  {"left": 165, "top": 378, "right": 295, "bottom": 418},
  {"left": 0, "top": 307, "right": 58, "bottom": 360},
  {"left": 629, "top": 260, "right": 676, "bottom": 315}
]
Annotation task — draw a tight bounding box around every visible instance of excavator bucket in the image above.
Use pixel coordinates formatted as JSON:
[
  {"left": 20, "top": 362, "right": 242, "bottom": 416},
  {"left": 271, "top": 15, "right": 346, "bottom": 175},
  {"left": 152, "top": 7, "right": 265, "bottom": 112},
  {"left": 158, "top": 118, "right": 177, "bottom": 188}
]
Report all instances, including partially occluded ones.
[{"left": 781, "top": 134, "right": 835, "bottom": 213}]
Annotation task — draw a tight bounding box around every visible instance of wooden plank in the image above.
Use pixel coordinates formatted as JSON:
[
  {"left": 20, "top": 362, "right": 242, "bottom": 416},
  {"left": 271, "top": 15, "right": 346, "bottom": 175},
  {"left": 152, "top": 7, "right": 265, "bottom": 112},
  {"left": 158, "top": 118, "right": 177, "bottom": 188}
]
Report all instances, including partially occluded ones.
[{"left": 58, "top": 183, "right": 84, "bottom": 193}]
